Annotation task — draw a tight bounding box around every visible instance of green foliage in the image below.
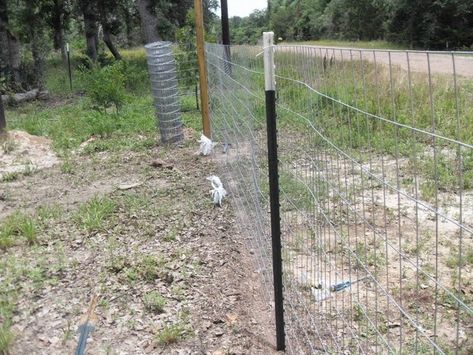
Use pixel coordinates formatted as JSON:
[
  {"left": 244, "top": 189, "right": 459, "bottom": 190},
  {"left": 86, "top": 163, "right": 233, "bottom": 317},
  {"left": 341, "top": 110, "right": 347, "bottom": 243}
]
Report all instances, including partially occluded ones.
[
  {"left": 7, "top": 92, "right": 156, "bottom": 155},
  {"left": 238, "top": 0, "right": 473, "bottom": 50},
  {"left": 387, "top": 0, "right": 473, "bottom": 49},
  {"left": 80, "top": 61, "right": 127, "bottom": 113},
  {"left": 230, "top": 10, "right": 268, "bottom": 44}
]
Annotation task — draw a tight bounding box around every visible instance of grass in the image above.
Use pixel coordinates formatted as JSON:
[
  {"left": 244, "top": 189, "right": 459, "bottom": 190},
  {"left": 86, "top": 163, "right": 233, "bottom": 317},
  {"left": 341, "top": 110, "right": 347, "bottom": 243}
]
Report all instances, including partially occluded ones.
[
  {"left": 155, "top": 322, "right": 188, "bottom": 345},
  {"left": 5, "top": 46, "right": 200, "bottom": 157},
  {"left": 74, "top": 196, "right": 116, "bottom": 232},
  {"left": 0, "top": 211, "right": 38, "bottom": 248},
  {"left": 446, "top": 247, "right": 473, "bottom": 269},
  {"left": 143, "top": 291, "right": 166, "bottom": 313},
  {"left": 0, "top": 321, "right": 13, "bottom": 355},
  {"left": 137, "top": 255, "right": 165, "bottom": 282},
  {"left": 1, "top": 138, "right": 17, "bottom": 154},
  {"left": 1, "top": 172, "right": 19, "bottom": 182},
  {"left": 6, "top": 50, "right": 155, "bottom": 156},
  {"left": 290, "top": 39, "right": 406, "bottom": 50}
]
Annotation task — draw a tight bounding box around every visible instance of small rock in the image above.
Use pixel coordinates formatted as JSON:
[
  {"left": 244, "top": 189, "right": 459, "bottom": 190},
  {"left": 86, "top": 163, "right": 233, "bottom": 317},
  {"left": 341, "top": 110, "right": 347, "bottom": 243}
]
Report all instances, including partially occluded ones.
[{"left": 214, "top": 327, "right": 224, "bottom": 337}]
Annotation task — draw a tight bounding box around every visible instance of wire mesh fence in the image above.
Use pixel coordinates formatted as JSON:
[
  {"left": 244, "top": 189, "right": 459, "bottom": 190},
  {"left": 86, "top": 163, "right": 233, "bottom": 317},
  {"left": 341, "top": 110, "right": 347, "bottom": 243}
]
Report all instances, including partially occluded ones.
[
  {"left": 206, "top": 44, "right": 274, "bottom": 304},
  {"left": 206, "top": 42, "right": 473, "bottom": 354}
]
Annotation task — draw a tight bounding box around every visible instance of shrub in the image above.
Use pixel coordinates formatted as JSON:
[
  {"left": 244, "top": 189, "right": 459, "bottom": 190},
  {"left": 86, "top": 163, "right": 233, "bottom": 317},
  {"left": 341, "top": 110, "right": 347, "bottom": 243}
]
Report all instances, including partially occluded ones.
[{"left": 81, "top": 61, "right": 127, "bottom": 113}]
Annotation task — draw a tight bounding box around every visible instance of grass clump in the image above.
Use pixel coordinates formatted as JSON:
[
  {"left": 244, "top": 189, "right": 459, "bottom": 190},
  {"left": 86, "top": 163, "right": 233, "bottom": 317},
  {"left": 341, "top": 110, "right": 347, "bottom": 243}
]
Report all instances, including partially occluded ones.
[
  {"left": 0, "top": 321, "right": 14, "bottom": 355},
  {"left": 137, "top": 255, "right": 165, "bottom": 282},
  {"left": 143, "top": 291, "right": 166, "bottom": 313},
  {"left": 1, "top": 139, "right": 17, "bottom": 154},
  {"left": 60, "top": 159, "right": 75, "bottom": 174},
  {"left": 155, "top": 322, "right": 188, "bottom": 345},
  {"left": 1, "top": 172, "right": 18, "bottom": 183},
  {"left": 0, "top": 212, "right": 38, "bottom": 248},
  {"left": 446, "top": 248, "right": 473, "bottom": 269},
  {"left": 75, "top": 196, "right": 116, "bottom": 232}
]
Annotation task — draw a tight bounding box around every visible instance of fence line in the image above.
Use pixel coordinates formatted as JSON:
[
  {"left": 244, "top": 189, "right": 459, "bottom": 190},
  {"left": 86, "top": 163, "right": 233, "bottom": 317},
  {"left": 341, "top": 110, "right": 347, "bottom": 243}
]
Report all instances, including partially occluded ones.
[{"left": 206, "top": 41, "right": 473, "bottom": 354}]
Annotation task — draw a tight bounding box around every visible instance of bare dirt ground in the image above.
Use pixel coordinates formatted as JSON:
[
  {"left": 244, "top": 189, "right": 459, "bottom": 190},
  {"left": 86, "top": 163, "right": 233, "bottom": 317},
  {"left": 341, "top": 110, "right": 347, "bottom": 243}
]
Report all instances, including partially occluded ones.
[
  {"left": 0, "top": 132, "right": 279, "bottom": 354},
  {"left": 0, "top": 130, "right": 60, "bottom": 182},
  {"left": 279, "top": 45, "right": 473, "bottom": 77},
  {"left": 280, "top": 145, "right": 473, "bottom": 353}
]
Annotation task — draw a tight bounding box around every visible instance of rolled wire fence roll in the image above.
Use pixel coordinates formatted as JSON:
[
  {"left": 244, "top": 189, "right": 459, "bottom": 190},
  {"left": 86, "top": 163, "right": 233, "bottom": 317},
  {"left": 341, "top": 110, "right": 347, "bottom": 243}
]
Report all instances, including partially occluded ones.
[{"left": 145, "top": 41, "right": 184, "bottom": 144}]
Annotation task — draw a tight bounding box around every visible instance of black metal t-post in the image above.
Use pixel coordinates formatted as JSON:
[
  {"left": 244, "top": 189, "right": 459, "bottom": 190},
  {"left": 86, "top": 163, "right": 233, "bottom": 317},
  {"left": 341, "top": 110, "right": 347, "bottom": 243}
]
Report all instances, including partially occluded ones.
[
  {"left": 220, "top": 0, "right": 230, "bottom": 46},
  {"left": 263, "top": 31, "right": 285, "bottom": 351},
  {"left": 66, "top": 43, "right": 72, "bottom": 91},
  {"left": 220, "top": 0, "right": 232, "bottom": 75}
]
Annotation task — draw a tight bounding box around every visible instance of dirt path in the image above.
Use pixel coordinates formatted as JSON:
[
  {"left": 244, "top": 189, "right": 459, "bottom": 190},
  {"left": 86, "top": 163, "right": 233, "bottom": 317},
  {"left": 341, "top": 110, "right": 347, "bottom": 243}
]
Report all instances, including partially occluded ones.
[
  {"left": 280, "top": 45, "right": 473, "bottom": 77},
  {"left": 0, "top": 135, "right": 278, "bottom": 354}
]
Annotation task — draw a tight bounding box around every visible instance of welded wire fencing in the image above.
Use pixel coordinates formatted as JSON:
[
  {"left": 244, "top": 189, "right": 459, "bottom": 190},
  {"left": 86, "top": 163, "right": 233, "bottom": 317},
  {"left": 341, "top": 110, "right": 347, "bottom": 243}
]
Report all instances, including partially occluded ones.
[{"left": 206, "top": 42, "right": 473, "bottom": 354}]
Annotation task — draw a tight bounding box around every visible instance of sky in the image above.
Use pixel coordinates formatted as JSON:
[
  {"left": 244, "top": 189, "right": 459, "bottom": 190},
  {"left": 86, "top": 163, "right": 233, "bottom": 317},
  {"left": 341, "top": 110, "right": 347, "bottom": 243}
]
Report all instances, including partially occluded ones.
[{"left": 226, "top": 0, "right": 267, "bottom": 18}]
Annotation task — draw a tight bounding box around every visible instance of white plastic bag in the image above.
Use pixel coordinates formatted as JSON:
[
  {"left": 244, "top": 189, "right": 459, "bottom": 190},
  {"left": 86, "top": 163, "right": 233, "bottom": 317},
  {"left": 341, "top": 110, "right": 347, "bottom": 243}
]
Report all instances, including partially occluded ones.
[
  {"left": 207, "top": 175, "right": 227, "bottom": 207},
  {"left": 198, "top": 134, "right": 217, "bottom": 156}
]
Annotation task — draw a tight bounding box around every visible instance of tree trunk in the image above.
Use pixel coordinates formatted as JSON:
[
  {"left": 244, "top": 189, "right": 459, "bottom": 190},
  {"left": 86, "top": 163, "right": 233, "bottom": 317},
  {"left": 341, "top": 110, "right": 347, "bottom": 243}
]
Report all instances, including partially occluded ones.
[
  {"left": 0, "top": 0, "right": 9, "bottom": 76},
  {"left": 81, "top": 1, "right": 98, "bottom": 61},
  {"left": 51, "top": 0, "right": 67, "bottom": 65},
  {"left": 30, "top": 30, "right": 45, "bottom": 90},
  {"left": 0, "top": 0, "right": 20, "bottom": 87},
  {"left": 0, "top": 91, "right": 5, "bottom": 135},
  {"left": 58, "top": 27, "right": 67, "bottom": 65},
  {"left": 103, "top": 31, "right": 122, "bottom": 60},
  {"left": 8, "top": 33, "right": 21, "bottom": 85},
  {"left": 0, "top": 27, "right": 8, "bottom": 77},
  {"left": 136, "top": 0, "right": 160, "bottom": 44}
]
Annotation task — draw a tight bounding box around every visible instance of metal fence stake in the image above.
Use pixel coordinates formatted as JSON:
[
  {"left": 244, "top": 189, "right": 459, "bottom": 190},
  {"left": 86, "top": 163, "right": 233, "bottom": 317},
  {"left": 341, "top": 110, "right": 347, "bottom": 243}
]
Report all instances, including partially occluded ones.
[
  {"left": 263, "top": 31, "right": 285, "bottom": 351},
  {"left": 66, "top": 43, "right": 72, "bottom": 91}
]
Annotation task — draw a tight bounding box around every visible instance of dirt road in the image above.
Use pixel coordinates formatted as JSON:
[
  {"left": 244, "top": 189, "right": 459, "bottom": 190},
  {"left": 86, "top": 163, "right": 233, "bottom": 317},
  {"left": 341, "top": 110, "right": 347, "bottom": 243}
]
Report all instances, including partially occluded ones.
[{"left": 279, "top": 45, "right": 473, "bottom": 77}]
